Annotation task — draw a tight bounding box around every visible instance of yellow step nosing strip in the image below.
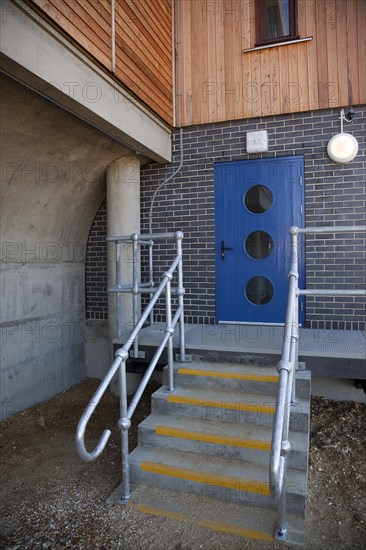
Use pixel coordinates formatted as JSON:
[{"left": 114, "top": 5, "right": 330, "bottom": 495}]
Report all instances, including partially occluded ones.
[
  {"left": 178, "top": 368, "right": 278, "bottom": 383},
  {"left": 155, "top": 425, "right": 271, "bottom": 451},
  {"left": 199, "top": 518, "right": 274, "bottom": 542},
  {"left": 134, "top": 503, "right": 273, "bottom": 542},
  {"left": 167, "top": 395, "right": 276, "bottom": 415},
  {"left": 140, "top": 461, "right": 271, "bottom": 496},
  {"left": 136, "top": 503, "right": 187, "bottom": 523}
]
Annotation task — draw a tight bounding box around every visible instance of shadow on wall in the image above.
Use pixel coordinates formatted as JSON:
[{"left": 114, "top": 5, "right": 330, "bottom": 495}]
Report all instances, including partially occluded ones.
[{"left": 0, "top": 74, "right": 130, "bottom": 419}]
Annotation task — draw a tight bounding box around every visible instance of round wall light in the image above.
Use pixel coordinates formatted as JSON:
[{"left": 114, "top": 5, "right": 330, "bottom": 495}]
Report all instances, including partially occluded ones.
[
  {"left": 327, "top": 132, "right": 359, "bottom": 163},
  {"left": 327, "top": 108, "right": 358, "bottom": 164}
]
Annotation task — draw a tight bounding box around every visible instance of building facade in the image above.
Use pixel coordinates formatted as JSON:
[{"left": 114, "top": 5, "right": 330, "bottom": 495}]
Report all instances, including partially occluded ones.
[
  {"left": 86, "top": 0, "right": 366, "bottom": 330},
  {"left": 1, "top": 0, "right": 365, "bottom": 418}
]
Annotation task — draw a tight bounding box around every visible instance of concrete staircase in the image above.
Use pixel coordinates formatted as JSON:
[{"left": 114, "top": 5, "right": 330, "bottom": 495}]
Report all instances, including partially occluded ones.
[{"left": 129, "top": 360, "right": 311, "bottom": 547}]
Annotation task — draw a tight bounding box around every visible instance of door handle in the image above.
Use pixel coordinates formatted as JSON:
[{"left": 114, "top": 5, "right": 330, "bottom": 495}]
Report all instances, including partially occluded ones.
[{"left": 221, "top": 240, "right": 233, "bottom": 260}]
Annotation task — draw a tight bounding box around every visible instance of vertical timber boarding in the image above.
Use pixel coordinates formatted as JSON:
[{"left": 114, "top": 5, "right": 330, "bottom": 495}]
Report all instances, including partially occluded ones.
[{"left": 178, "top": 0, "right": 366, "bottom": 126}]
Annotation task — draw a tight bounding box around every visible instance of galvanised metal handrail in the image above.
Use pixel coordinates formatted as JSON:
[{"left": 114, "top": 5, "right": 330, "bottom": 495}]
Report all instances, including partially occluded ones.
[
  {"left": 76, "top": 231, "right": 186, "bottom": 502},
  {"left": 106, "top": 231, "right": 186, "bottom": 357},
  {"left": 270, "top": 224, "right": 366, "bottom": 541}
]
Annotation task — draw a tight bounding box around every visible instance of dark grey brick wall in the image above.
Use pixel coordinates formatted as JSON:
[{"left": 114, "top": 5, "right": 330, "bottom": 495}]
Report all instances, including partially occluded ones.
[
  {"left": 86, "top": 106, "right": 366, "bottom": 330},
  {"left": 85, "top": 199, "right": 108, "bottom": 320}
]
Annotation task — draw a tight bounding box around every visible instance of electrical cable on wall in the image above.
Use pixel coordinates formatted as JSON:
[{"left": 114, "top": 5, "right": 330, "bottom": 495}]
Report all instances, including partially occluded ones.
[{"left": 148, "top": 127, "right": 183, "bottom": 234}]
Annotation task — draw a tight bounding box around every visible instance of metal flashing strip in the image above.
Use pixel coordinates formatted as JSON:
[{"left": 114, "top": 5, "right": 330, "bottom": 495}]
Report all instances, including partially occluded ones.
[{"left": 243, "top": 37, "right": 313, "bottom": 53}]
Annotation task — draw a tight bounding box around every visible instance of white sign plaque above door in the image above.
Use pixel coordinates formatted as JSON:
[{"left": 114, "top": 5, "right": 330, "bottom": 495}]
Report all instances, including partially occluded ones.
[{"left": 246, "top": 130, "right": 269, "bottom": 154}]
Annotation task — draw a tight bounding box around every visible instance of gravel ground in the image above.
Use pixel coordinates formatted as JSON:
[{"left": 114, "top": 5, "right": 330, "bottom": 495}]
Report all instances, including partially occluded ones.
[{"left": 0, "top": 379, "right": 365, "bottom": 550}]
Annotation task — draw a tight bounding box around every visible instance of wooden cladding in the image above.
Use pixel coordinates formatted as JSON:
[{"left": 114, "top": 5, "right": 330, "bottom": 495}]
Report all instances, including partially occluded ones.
[
  {"left": 115, "top": 0, "right": 173, "bottom": 124},
  {"left": 31, "top": 0, "right": 112, "bottom": 67},
  {"left": 178, "top": 0, "right": 366, "bottom": 126},
  {"left": 25, "top": 0, "right": 365, "bottom": 127},
  {"left": 31, "top": 0, "right": 173, "bottom": 125}
]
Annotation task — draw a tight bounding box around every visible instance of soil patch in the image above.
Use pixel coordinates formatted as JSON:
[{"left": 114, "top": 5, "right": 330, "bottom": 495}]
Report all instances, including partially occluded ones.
[{"left": 0, "top": 380, "right": 365, "bottom": 549}]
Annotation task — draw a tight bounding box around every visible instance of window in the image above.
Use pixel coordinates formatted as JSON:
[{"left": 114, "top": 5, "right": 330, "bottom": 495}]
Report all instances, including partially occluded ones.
[{"left": 255, "top": 0, "right": 299, "bottom": 46}]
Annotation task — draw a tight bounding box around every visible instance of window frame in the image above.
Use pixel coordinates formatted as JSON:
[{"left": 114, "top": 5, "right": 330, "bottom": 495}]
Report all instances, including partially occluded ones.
[{"left": 255, "top": 0, "right": 299, "bottom": 47}]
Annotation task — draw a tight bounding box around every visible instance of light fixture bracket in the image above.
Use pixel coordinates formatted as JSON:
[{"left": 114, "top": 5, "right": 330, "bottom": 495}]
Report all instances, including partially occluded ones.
[
  {"left": 327, "top": 108, "right": 358, "bottom": 164},
  {"left": 339, "top": 107, "right": 355, "bottom": 132}
]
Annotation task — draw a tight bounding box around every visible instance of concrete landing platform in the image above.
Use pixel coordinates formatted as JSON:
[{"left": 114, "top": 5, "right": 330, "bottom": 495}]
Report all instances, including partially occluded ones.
[{"left": 115, "top": 323, "right": 366, "bottom": 379}]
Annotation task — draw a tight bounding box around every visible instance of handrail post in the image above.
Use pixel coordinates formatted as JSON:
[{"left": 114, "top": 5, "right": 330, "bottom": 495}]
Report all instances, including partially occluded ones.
[
  {"left": 291, "top": 228, "right": 299, "bottom": 403},
  {"left": 276, "top": 460, "right": 288, "bottom": 540},
  {"left": 116, "top": 241, "right": 122, "bottom": 339},
  {"left": 292, "top": 301, "right": 298, "bottom": 404},
  {"left": 132, "top": 233, "right": 140, "bottom": 357},
  {"left": 275, "top": 362, "right": 292, "bottom": 541},
  {"left": 149, "top": 240, "right": 154, "bottom": 326},
  {"left": 176, "top": 231, "right": 186, "bottom": 361},
  {"left": 116, "top": 348, "right": 131, "bottom": 503},
  {"left": 165, "top": 274, "right": 174, "bottom": 391}
]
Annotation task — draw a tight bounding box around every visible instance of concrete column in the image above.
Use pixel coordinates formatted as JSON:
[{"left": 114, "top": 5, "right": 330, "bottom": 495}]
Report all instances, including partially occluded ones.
[{"left": 107, "top": 155, "right": 141, "bottom": 349}]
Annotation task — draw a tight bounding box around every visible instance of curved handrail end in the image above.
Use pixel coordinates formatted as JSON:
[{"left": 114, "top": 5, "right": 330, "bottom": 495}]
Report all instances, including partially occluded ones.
[{"left": 76, "top": 421, "right": 112, "bottom": 463}]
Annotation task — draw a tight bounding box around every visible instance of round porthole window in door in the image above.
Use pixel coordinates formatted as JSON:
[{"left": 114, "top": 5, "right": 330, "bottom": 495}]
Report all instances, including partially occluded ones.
[
  {"left": 244, "top": 185, "right": 273, "bottom": 213},
  {"left": 245, "top": 230, "right": 273, "bottom": 259},
  {"left": 245, "top": 276, "right": 274, "bottom": 305}
]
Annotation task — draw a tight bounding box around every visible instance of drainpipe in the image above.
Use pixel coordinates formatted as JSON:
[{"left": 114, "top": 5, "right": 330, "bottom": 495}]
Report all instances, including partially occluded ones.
[{"left": 148, "top": 0, "right": 184, "bottom": 234}]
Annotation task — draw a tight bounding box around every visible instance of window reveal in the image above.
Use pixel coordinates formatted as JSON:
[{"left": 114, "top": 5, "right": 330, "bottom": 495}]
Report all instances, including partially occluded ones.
[{"left": 255, "top": 0, "right": 299, "bottom": 46}]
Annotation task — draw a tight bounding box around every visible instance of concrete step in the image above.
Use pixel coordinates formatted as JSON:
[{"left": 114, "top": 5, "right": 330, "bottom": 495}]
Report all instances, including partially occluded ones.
[
  {"left": 128, "top": 358, "right": 310, "bottom": 546},
  {"left": 129, "top": 446, "right": 307, "bottom": 516},
  {"left": 107, "top": 485, "right": 305, "bottom": 547},
  {"left": 152, "top": 385, "right": 310, "bottom": 432},
  {"left": 138, "top": 412, "right": 309, "bottom": 471},
  {"left": 164, "top": 361, "right": 311, "bottom": 400}
]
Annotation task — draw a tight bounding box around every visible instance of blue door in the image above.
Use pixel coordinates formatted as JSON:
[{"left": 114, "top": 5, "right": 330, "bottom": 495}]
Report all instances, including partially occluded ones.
[{"left": 215, "top": 156, "right": 305, "bottom": 324}]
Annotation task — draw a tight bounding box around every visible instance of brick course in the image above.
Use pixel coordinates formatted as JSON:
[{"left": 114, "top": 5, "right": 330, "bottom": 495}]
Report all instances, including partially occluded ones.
[
  {"left": 86, "top": 106, "right": 366, "bottom": 330},
  {"left": 85, "top": 199, "right": 108, "bottom": 320}
]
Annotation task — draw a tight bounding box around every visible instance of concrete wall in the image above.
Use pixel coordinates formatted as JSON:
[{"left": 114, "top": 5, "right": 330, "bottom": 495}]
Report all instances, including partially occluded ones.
[
  {"left": 84, "top": 320, "right": 110, "bottom": 380},
  {"left": 0, "top": 74, "right": 131, "bottom": 419},
  {"left": 0, "top": 0, "right": 172, "bottom": 164},
  {"left": 0, "top": 0, "right": 173, "bottom": 419}
]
